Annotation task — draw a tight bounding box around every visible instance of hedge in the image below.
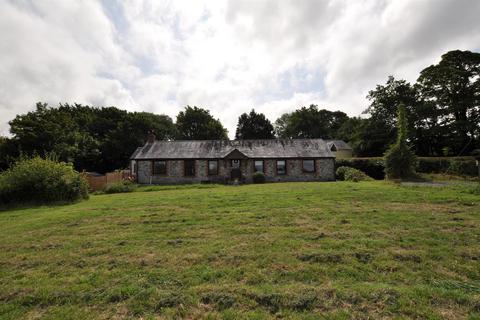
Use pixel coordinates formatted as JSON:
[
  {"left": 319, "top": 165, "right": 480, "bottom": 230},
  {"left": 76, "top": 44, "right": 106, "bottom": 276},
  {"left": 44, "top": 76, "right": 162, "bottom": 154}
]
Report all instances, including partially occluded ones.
[
  {"left": 335, "top": 157, "right": 478, "bottom": 180},
  {"left": 335, "top": 158, "right": 385, "bottom": 180}
]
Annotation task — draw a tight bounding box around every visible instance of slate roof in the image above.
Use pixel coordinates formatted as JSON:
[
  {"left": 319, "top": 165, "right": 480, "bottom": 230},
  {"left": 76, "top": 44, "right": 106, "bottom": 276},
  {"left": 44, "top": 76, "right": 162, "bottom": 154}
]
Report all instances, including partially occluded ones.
[
  {"left": 131, "top": 139, "right": 334, "bottom": 160},
  {"left": 130, "top": 147, "right": 143, "bottom": 159},
  {"left": 326, "top": 140, "right": 352, "bottom": 151}
]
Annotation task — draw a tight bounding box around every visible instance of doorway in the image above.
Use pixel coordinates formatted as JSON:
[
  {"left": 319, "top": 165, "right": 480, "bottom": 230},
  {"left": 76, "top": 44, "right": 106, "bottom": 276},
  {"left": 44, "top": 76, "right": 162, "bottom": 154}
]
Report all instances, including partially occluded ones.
[{"left": 230, "top": 159, "right": 241, "bottom": 179}]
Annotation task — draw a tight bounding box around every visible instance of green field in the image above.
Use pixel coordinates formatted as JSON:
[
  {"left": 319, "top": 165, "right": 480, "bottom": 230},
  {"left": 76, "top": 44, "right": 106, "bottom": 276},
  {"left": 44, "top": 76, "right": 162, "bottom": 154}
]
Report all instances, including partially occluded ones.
[{"left": 1, "top": 181, "right": 479, "bottom": 319}]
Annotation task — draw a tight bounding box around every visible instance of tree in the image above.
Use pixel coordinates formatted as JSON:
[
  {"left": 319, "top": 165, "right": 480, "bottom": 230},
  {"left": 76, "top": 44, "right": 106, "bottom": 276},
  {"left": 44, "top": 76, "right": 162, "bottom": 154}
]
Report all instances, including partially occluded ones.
[
  {"left": 175, "top": 106, "right": 228, "bottom": 140},
  {"left": 364, "top": 75, "right": 450, "bottom": 156},
  {"left": 235, "top": 109, "right": 274, "bottom": 139},
  {"left": 336, "top": 117, "right": 370, "bottom": 156},
  {"left": 365, "top": 76, "right": 423, "bottom": 155},
  {"left": 365, "top": 76, "right": 419, "bottom": 128},
  {"left": 98, "top": 111, "right": 177, "bottom": 172},
  {"left": 273, "top": 113, "right": 292, "bottom": 138},
  {"left": 274, "top": 105, "right": 348, "bottom": 139},
  {"left": 417, "top": 50, "right": 480, "bottom": 155},
  {"left": 0, "top": 136, "right": 18, "bottom": 171},
  {"left": 9, "top": 102, "right": 84, "bottom": 163},
  {"left": 384, "top": 104, "right": 417, "bottom": 179},
  {"left": 6, "top": 103, "right": 177, "bottom": 173}
]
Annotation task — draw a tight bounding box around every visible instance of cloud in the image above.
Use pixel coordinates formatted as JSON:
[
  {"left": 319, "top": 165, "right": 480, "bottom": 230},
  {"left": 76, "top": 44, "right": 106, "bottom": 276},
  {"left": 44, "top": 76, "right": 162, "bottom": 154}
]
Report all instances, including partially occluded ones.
[
  {"left": 0, "top": 0, "right": 479, "bottom": 137},
  {"left": 0, "top": 0, "right": 138, "bottom": 135}
]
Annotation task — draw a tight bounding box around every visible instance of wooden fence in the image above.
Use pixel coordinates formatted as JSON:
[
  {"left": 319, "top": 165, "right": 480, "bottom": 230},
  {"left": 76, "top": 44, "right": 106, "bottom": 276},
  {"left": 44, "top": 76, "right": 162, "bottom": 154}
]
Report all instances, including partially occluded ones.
[{"left": 84, "top": 170, "right": 130, "bottom": 191}]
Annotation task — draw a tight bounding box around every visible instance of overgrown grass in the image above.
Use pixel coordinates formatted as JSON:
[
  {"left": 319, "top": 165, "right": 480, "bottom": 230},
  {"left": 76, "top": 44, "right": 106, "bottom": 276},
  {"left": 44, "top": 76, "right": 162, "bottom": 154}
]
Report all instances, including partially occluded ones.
[{"left": 0, "top": 181, "right": 479, "bottom": 319}]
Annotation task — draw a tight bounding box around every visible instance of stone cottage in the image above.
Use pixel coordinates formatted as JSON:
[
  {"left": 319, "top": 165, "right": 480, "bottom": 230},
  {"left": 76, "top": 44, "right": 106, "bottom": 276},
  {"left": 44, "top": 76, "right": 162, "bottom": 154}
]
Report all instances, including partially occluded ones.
[{"left": 130, "top": 137, "right": 335, "bottom": 184}]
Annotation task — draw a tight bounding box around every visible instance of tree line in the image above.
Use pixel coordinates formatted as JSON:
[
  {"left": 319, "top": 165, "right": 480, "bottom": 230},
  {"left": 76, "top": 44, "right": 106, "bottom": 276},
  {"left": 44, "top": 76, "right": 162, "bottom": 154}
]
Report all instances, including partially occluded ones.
[{"left": 0, "top": 49, "right": 479, "bottom": 172}]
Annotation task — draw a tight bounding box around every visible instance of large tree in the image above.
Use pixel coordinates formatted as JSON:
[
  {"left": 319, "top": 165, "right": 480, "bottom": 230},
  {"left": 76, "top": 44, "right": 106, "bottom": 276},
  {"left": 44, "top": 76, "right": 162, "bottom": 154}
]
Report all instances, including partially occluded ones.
[
  {"left": 365, "top": 77, "right": 412, "bottom": 152},
  {"left": 175, "top": 106, "right": 228, "bottom": 140},
  {"left": 235, "top": 109, "right": 274, "bottom": 139},
  {"left": 365, "top": 76, "right": 419, "bottom": 127},
  {"left": 417, "top": 50, "right": 480, "bottom": 155},
  {"left": 274, "top": 105, "right": 348, "bottom": 139},
  {"left": 364, "top": 76, "right": 443, "bottom": 156},
  {"left": 336, "top": 117, "right": 371, "bottom": 156},
  {"left": 0, "top": 136, "right": 18, "bottom": 171},
  {"left": 9, "top": 103, "right": 84, "bottom": 163},
  {"left": 7, "top": 103, "right": 177, "bottom": 172}
]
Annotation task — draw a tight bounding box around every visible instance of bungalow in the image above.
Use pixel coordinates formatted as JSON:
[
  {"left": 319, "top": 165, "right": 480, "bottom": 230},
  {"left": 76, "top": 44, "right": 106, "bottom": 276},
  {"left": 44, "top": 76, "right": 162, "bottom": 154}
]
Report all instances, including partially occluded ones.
[{"left": 130, "top": 136, "right": 335, "bottom": 184}]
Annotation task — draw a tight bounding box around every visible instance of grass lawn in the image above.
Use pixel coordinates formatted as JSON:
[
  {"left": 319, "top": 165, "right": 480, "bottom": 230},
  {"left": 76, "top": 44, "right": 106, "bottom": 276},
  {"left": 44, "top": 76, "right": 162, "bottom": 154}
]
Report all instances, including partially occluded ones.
[{"left": 1, "top": 181, "right": 479, "bottom": 319}]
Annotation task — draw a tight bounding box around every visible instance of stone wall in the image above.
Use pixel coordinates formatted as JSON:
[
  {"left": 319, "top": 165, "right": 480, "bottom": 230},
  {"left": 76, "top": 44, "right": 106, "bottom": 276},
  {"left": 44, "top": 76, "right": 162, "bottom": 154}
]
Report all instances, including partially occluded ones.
[{"left": 136, "top": 158, "right": 335, "bottom": 184}]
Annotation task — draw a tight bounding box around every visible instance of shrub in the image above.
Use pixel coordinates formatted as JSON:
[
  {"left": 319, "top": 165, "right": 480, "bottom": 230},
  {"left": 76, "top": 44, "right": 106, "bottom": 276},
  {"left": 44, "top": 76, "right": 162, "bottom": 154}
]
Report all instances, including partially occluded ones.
[
  {"left": 447, "top": 159, "right": 478, "bottom": 176},
  {"left": 384, "top": 104, "right": 417, "bottom": 180},
  {"left": 336, "top": 157, "right": 477, "bottom": 178},
  {"left": 104, "top": 180, "right": 136, "bottom": 194},
  {"left": 384, "top": 144, "right": 417, "bottom": 179},
  {"left": 335, "top": 166, "right": 348, "bottom": 180},
  {"left": 0, "top": 156, "right": 88, "bottom": 206},
  {"left": 336, "top": 166, "right": 373, "bottom": 182},
  {"left": 416, "top": 157, "right": 450, "bottom": 173},
  {"left": 252, "top": 171, "right": 266, "bottom": 184}
]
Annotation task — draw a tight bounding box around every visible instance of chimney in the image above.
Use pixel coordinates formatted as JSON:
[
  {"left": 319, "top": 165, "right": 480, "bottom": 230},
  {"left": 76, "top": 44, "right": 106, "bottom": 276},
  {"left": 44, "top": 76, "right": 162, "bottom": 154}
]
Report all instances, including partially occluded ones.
[{"left": 147, "top": 130, "right": 156, "bottom": 144}]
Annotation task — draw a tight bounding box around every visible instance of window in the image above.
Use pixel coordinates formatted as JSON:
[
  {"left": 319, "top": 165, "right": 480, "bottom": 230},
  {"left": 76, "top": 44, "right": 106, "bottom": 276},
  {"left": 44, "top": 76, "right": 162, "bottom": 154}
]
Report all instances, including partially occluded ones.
[
  {"left": 131, "top": 161, "right": 136, "bottom": 175},
  {"left": 303, "top": 159, "right": 315, "bottom": 173},
  {"left": 254, "top": 160, "right": 264, "bottom": 173},
  {"left": 152, "top": 160, "right": 166, "bottom": 175},
  {"left": 184, "top": 160, "right": 195, "bottom": 176},
  {"left": 276, "top": 160, "right": 286, "bottom": 175},
  {"left": 208, "top": 160, "right": 218, "bottom": 175}
]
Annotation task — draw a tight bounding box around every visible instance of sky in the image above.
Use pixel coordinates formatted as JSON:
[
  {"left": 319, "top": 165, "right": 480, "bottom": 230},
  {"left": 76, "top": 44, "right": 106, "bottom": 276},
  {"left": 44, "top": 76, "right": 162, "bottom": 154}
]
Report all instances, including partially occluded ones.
[{"left": 1, "top": 0, "right": 479, "bottom": 138}]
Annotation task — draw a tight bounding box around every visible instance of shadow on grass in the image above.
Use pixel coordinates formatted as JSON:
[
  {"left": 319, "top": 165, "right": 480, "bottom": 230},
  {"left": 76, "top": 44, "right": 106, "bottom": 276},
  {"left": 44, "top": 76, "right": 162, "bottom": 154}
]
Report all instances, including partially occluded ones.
[{"left": 0, "top": 198, "right": 87, "bottom": 213}]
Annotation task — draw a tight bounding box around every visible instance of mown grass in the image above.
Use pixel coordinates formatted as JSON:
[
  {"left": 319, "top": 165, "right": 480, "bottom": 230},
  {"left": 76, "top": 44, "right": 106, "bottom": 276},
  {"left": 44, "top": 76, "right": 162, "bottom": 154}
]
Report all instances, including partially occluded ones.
[{"left": 0, "top": 181, "right": 479, "bottom": 319}]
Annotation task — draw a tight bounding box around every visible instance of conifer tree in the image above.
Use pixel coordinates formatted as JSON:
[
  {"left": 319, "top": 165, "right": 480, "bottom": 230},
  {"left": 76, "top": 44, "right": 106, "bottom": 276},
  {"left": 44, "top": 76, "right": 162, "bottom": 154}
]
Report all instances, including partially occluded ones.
[{"left": 384, "top": 104, "right": 417, "bottom": 179}]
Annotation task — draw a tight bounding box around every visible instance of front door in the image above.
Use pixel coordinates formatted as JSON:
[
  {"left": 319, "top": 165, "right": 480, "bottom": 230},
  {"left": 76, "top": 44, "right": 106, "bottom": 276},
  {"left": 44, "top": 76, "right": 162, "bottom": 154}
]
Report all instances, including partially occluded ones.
[
  {"left": 231, "top": 159, "right": 240, "bottom": 168},
  {"left": 230, "top": 159, "right": 241, "bottom": 179}
]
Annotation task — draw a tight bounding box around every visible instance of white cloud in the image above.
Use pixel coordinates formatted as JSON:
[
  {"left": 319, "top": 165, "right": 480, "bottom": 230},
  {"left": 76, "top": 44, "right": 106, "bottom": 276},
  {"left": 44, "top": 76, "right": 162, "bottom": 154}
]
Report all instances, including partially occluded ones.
[{"left": 0, "top": 0, "right": 479, "bottom": 137}]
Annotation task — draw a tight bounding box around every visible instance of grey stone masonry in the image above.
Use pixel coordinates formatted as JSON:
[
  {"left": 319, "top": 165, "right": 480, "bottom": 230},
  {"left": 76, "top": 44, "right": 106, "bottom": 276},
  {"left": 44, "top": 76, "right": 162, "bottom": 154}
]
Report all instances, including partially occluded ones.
[{"left": 136, "top": 158, "right": 335, "bottom": 184}]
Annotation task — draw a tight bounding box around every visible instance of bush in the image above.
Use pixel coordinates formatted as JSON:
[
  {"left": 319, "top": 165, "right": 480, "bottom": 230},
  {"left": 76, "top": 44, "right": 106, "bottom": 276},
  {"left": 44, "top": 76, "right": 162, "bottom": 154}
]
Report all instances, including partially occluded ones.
[
  {"left": 384, "top": 143, "right": 417, "bottom": 179},
  {"left": 335, "top": 166, "right": 349, "bottom": 180},
  {"left": 416, "top": 157, "right": 450, "bottom": 173},
  {"left": 0, "top": 156, "right": 88, "bottom": 206},
  {"left": 252, "top": 171, "right": 266, "bottom": 184},
  {"left": 336, "top": 157, "right": 477, "bottom": 178},
  {"left": 336, "top": 158, "right": 385, "bottom": 179},
  {"left": 104, "top": 180, "right": 136, "bottom": 194},
  {"left": 447, "top": 159, "right": 478, "bottom": 176},
  {"left": 384, "top": 104, "right": 417, "bottom": 180},
  {"left": 336, "top": 166, "right": 373, "bottom": 182},
  {"left": 416, "top": 157, "right": 477, "bottom": 176}
]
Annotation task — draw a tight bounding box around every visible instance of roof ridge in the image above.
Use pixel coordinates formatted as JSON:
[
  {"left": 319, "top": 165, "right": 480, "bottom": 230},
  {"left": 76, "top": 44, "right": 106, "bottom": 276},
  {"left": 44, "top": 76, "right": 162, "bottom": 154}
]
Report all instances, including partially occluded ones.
[
  {"left": 151, "top": 138, "right": 327, "bottom": 143},
  {"left": 131, "top": 138, "right": 335, "bottom": 159}
]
